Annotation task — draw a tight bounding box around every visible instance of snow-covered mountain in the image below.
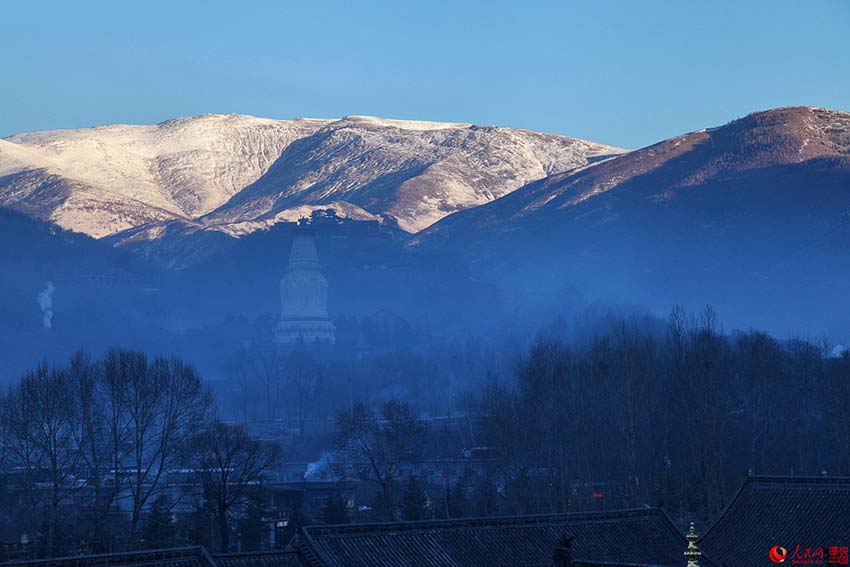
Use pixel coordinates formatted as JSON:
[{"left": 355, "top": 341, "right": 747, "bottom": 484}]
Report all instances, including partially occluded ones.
[
  {"left": 0, "top": 115, "right": 331, "bottom": 237},
  {"left": 200, "top": 115, "right": 624, "bottom": 233},
  {"left": 0, "top": 114, "right": 623, "bottom": 238}
]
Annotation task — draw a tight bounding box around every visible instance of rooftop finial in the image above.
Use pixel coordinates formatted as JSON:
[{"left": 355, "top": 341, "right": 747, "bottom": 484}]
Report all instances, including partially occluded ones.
[{"left": 684, "top": 522, "right": 702, "bottom": 567}]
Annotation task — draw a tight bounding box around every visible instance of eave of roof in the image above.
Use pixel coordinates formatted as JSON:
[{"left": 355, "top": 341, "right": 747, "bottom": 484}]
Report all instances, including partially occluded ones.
[
  {"left": 0, "top": 547, "right": 209, "bottom": 567},
  {"left": 700, "top": 474, "right": 850, "bottom": 542}
]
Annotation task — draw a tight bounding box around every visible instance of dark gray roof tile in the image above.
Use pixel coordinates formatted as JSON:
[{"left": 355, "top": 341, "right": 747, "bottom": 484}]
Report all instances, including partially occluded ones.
[
  {"left": 293, "top": 508, "right": 686, "bottom": 567},
  {"left": 700, "top": 476, "right": 850, "bottom": 567}
]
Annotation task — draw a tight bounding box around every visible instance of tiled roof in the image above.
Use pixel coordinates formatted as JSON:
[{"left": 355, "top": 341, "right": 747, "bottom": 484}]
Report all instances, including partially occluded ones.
[
  {"left": 0, "top": 547, "right": 308, "bottom": 567},
  {"left": 700, "top": 476, "right": 850, "bottom": 567},
  {"left": 212, "top": 551, "right": 307, "bottom": 567},
  {"left": 291, "top": 508, "right": 687, "bottom": 567}
]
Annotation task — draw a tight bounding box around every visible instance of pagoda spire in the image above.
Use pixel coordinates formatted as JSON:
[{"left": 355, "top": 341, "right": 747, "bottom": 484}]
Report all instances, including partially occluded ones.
[{"left": 684, "top": 523, "right": 702, "bottom": 567}]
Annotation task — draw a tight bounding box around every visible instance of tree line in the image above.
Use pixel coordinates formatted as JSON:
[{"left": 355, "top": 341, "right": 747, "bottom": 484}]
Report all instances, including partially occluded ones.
[
  {"left": 320, "top": 306, "right": 850, "bottom": 525},
  {"left": 3, "top": 306, "right": 849, "bottom": 557},
  {"left": 469, "top": 306, "right": 850, "bottom": 521},
  {"left": 0, "top": 349, "right": 281, "bottom": 558}
]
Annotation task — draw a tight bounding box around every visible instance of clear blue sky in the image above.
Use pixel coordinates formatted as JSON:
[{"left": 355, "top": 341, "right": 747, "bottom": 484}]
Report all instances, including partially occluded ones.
[{"left": 1, "top": 0, "right": 848, "bottom": 148}]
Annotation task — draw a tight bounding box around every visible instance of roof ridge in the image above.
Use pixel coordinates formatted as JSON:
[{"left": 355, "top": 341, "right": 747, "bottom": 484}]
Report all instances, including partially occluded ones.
[
  {"left": 699, "top": 476, "right": 749, "bottom": 543},
  {"left": 211, "top": 551, "right": 302, "bottom": 558},
  {"left": 303, "top": 507, "right": 665, "bottom": 535},
  {"left": 747, "top": 474, "right": 850, "bottom": 485},
  {"left": 198, "top": 546, "right": 217, "bottom": 567},
  {"left": 288, "top": 532, "right": 325, "bottom": 567},
  {"left": 0, "top": 546, "right": 208, "bottom": 567},
  {"left": 574, "top": 563, "right": 679, "bottom": 567}
]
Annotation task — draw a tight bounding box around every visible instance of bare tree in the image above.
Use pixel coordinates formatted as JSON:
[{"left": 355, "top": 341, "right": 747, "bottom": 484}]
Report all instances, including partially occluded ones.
[
  {"left": 478, "top": 376, "right": 537, "bottom": 514},
  {"left": 513, "top": 340, "right": 578, "bottom": 513},
  {"left": 67, "top": 351, "right": 112, "bottom": 552},
  {"left": 1, "top": 362, "right": 83, "bottom": 556},
  {"left": 285, "top": 350, "right": 321, "bottom": 438},
  {"left": 190, "top": 421, "right": 282, "bottom": 552},
  {"left": 335, "top": 400, "right": 425, "bottom": 519},
  {"left": 251, "top": 345, "right": 283, "bottom": 421},
  {"left": 606, "top": 321, "right": 655, "bottom": 507},
  {"left": 681, "top": 306, "right": 730, "bottom": 516},
  {"left": 121, "top": 352, "right": 213, "bottom": 542}
]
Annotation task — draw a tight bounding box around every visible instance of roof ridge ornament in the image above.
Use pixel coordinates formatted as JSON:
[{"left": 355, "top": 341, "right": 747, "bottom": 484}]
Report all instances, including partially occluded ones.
[
  {"left": 553, "top": 533, "right": 574, "bottom": 567},
  {"left": 684, "top": 522, "right": 702, "bottom": 567}
]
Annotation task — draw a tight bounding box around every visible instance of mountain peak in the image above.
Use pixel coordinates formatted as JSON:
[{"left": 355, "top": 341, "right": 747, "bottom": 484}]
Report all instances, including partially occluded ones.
[{"left": 721, "top": 106, "right": 850, "bottom": 158}]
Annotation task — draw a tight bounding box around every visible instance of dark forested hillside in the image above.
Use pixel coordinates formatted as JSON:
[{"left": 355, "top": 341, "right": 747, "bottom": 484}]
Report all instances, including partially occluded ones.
[{"left": 0, "top": 208, "right": 166, "bottom": 380}]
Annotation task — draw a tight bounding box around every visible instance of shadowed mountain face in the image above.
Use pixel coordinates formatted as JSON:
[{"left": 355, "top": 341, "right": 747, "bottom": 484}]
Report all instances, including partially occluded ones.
[
  {"left": 0, "top": 208, "right": 168, "bottom": 381},
  {"left": 413, "top": 107, "right": 850, "bottom": 336},
  {"left": 0, "top": 114, "right": 621, "bottom": 239}
]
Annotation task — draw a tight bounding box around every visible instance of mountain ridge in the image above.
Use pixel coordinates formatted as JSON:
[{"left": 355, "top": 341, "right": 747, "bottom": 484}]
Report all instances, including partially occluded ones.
[
  {"left": 410, "top": 106, "right": 850, "bottom": 336},
  {"left": 413, "top": 106, "right": 850, "bottom": 246},
  {"left": 0, "top": 113, "right": 623, "bottom": 238}
]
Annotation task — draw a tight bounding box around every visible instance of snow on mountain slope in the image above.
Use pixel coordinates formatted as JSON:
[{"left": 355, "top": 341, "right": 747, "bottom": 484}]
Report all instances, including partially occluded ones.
[
  {"left": 414, "top": 106, "right": 850, "bottom": 247},
  {"left": 203, "top": 115, "right": 625, "bottom": 233},
  {"left": 0, "top": 114, "right": 624, "bottom": 238},
  {"left": 0, "top": 139, "right": 53, "bottom": 174},
  {"left": 1, "top": 114, "right": 331, "bottom": 237}
]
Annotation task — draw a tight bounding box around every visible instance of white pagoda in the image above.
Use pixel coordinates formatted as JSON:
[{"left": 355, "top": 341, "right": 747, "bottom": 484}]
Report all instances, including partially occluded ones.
[{"left": 274, "top": 234, "right": 336, "bottom": 344}]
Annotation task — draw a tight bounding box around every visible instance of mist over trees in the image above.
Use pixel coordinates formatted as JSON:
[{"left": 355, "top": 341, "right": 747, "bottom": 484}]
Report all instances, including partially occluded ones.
[
  {"left": 1, "top": 306, "right": 849, "bottom": 559},
  {"left": 469, "top": 307, "right": 850, "bottom": 521}
]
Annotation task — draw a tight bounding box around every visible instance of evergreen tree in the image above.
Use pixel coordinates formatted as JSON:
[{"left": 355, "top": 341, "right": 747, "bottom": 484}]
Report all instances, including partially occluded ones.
[
  {"left": 142, "top": 497, "right": 176, "bottom": 549},
  {"left": 447, "top": 481, "right": 469, "bottom": 518},
  {"left": 401, "top": 476, "right": 428, "bottom": 521},
  {"left": 320, "top": 489, "right": 351, "bottom": 525},
  {"left": 179, "top": 503, "right": 213, "bottom": 548}
]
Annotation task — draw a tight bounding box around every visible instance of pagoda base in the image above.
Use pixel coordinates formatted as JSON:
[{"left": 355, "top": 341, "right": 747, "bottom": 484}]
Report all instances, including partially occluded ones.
[{"left": 274, "top": 319, "right": 336, "bottom": 345}]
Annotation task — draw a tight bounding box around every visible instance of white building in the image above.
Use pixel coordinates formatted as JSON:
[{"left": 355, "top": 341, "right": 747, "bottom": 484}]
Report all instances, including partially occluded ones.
[{"left": 274, "top": 233, "right": 336, "bottom": 344}]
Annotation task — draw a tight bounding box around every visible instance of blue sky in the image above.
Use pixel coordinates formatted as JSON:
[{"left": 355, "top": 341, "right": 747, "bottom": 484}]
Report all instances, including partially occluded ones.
[{"left": 1, "top": 0, "right": 848, "bottom": 148}]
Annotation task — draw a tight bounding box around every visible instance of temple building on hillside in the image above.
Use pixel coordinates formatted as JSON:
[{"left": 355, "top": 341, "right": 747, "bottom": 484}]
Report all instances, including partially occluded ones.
[{"left": 274, "top": 233, "right": 336, "bottom": 345}]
